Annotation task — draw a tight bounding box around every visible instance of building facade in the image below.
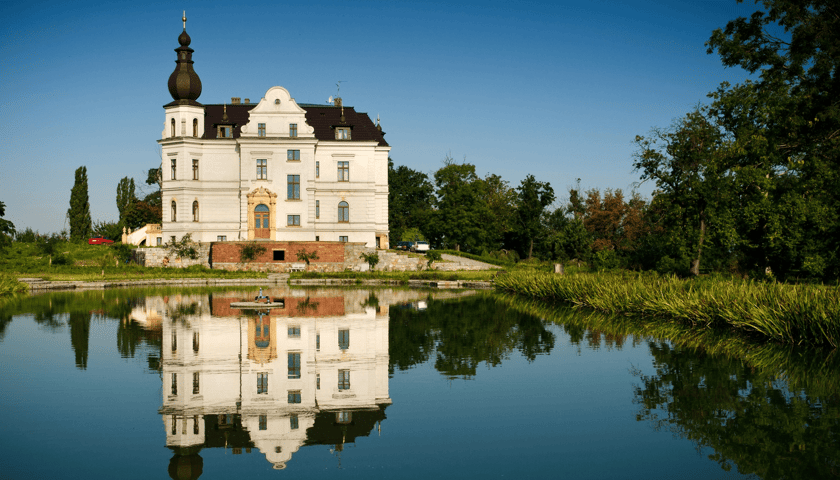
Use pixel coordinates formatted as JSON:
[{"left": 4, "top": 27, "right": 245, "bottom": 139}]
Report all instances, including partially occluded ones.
[{"left": 158, "top": 17, "right": 390, "bottom": 248}]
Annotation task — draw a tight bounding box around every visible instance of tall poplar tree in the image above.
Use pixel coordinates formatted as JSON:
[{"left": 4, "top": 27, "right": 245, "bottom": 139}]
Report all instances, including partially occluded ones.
[{"left": 68, "top": 166, "right": 92, "bottom": 242}]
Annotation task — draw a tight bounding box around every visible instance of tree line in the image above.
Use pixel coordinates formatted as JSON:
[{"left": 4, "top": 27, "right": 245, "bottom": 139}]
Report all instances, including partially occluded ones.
[{"left": 391, "top": 0, "right": 839, "bottom": 282}]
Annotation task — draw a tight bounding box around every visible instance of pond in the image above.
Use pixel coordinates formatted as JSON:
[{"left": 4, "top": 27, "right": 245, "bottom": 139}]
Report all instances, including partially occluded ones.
[{"left": 0, "top": 287, "right": 838, "bottom": 479}]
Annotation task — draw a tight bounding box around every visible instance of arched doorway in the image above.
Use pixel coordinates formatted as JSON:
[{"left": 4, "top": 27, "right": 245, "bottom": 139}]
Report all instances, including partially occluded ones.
[{"left": 254, "top": 204, "right": 270, "bottom": 239}]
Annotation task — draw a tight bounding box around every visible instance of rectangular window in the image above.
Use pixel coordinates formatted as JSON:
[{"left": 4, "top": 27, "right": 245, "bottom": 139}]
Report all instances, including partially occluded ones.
[
  {"left": 315, "top": 200, "right": 320, "bottom": 219},
  {"left": 316, "top": 373, "right": 320, "bottom": 390},
  {"left": 192, "top": 159, "right": 198, "bottom": 180},
  {"left": 219, "top": 126, "right": 230, "bottom": 138},
  {"left": 217, "top": 235, "right": 226, "bottom": 241},
  {"left": 171, "top": 159, "right": 177, "bottom": 180},
  {"left": 193, "top": 415, "right": 199, "bottom": 434},
  {"left": 171, "top": 373, "right": 178, "bottom": 396},
  {"left": 290, "top": 414, "right": 299, "bottom": 430},
  {"left": 287, "top": 150, "right": 300, "bottom": 162},
  {"left": 315, "top": 161, "right": 319, "bottom": 178},
  {"left": 287, "top": 215, "right": 300, "bottom": 227},
  {"left": 259, "top": 414, "right": 267, "bottom": 431},
  {"left": 257, "top": 159, "right": 267, "bottom": 180},
  {"left": 157, "top": 237, "right": 162, "bottom": 246},
  {"left": 338, "top": 329, "right": 349, "bottom": 350},
  {"left": 287, "top": 175, "right": 300, "bottom": 199},
  {"left": 316, "top": 334, "right": 320, "bottom": 351},
  {"left": 338, "top": 369, "right": 350, "bottom": 390},
  {"left": 273, "top": 250, "right": 285, "bottom": 261},
  {"left": 287, "top": 390, "right": 301, "bottom": 404},
  {"left": 337, "top": 161, "right": 349, "bottom": 182},
  {"left": 335, "top": 127, "right": 351, "bottom": 140},
  {"left": 257, "top": 373, "right": 268, "bottom": 394},
  {"left": 193, "top": 372, "right": 200, "bottom": 394},
  {"left": 288, "top": 352, "right": 301, "bottom": 379},
  {"left": 289, "top": 123, "right": 297, "bottom": 137},
  {"left": 339, "top": 236, "right": 348, "bottom": 242},
  {"left": 288, "top": 326, "right": 300, "bottom": 338},
  {"left": 258, "top": 123, "right": 266, "bottom": 137},
  {"left": 193, "top": 332, "right": 199, "bottom": 353},
  {"left": 171, "top": 415, "right": 177, "bottom": 435},
  {"left": 171, "top": 332, "right": 177, "bottom": 352}
]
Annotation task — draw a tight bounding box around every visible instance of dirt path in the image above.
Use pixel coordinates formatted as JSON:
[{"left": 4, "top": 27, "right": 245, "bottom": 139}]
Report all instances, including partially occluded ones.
[{"left": 439, "top": 254, "right": 502, "bottom": 270}]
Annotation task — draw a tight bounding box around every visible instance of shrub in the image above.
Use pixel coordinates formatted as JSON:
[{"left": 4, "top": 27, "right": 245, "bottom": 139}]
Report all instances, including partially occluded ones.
[
  {"left": 359, "top": 251, "right": 380, "bottom": 270},
  {"left": 296, "top": 248, "right": 319, "bottom": 266},
  {"left": 239, "top": 242, "right": 267, "bottom": 263},
  {"left": 166, "top": 233, "right": 199, "bottom": 260},
  {"left": 426, "top": 250, "right": 441, "bottom": 267}
]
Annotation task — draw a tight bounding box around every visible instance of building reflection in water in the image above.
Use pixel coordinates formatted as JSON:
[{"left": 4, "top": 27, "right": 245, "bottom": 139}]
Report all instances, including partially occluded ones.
[{"left": 150, "top": 288, "right": 396, "bottom": 477}]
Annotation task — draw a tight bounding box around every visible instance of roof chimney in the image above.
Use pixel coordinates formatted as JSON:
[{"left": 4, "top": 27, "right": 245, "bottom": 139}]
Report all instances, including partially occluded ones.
[
  {"left": 334, "top": 97, "right": 342, "bottom": 108},
  {"left": 244, "top": 98, "right": 250, "bottom": 104},
  {"left": 231, "top": 97, "right": 241, "bottom": 105}
]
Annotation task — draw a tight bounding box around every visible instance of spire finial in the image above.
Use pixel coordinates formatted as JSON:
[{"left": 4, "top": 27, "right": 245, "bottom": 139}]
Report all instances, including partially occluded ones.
[{"left": 183, "top": 11, "right": 187, "bottom": 30}]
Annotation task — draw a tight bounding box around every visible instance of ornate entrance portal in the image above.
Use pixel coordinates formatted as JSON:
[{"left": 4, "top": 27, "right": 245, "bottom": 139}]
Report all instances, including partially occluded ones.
[{"left": 247, "top": 187, "right": 277, "bottom": 240}]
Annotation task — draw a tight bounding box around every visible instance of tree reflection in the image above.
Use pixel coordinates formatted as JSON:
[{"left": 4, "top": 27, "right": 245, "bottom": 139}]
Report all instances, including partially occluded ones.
[
  {"left": 389, "top": 294, "right": 555, "bottom": 378},
  {"left": 633, "top": 341, "right": 840, "bottom": 479}
]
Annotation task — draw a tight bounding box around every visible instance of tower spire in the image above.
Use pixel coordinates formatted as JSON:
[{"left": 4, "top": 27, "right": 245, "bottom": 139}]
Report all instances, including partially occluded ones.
[{"left": 167, "top": 12, "right": 202, "bottom": 105}]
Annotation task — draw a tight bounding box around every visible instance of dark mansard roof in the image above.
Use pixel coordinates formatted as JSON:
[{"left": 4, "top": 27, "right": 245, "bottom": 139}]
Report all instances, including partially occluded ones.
[{"left": 201, "top": 103, "right": 388, "bottom": 147}]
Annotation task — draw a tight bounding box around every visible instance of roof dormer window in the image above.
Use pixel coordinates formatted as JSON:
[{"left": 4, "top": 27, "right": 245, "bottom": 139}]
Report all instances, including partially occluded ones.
[
  {"left": 335, "top": 127, "right": 351, "bottom": 140},
  {"left": 218, "top": 126, "right": 231, "bottom": 138}
]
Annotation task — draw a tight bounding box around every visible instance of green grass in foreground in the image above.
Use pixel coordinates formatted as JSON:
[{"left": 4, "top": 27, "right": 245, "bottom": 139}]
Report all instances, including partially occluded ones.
[{"left": 494, "top": 270, "right": 840, "bottom": 348}]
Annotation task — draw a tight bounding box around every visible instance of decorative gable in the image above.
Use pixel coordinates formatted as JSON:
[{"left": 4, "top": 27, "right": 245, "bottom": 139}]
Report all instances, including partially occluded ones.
[{"left": 240, "top": 86, "right": 315, "bottom": 138}]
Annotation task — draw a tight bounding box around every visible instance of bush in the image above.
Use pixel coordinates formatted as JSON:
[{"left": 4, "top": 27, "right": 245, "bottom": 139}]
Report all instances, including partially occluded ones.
[
  {"left": 51, "top": 254, "right": 71, "bottom": 266},
  {"left": 239, "top": 242, "right": 267, "bottom": 263},
  {"left": 359, "top": 251, "right": 380, "bottom": 270},
  {"left": 111, "top": 243, "right": 134, "bottom": 263},
  {"left": 15, "top": 227, "right": 39, "bottom": 243},
  {"left": 591, "top": 249, "right": 621, "bottom": 271},
  {"left": 166, "top": 233, "right": 199, "bottom": 260},
  {"left": 426, "top": 250, "right": 441, "bottom": 267}
]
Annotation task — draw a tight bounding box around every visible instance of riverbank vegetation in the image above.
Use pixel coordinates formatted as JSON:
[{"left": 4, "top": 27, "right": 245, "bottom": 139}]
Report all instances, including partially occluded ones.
[
  {"left": 494, "top": 271, "right": 840, "bottom": 348},
  {"left": 389, "top": 2, "right": 839, "bottom": 284}
]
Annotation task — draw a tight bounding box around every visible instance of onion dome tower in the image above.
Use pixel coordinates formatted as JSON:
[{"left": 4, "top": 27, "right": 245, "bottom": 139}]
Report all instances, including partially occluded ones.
[{"left": 167, "top": 11, "right": 202, "bottom": 106}]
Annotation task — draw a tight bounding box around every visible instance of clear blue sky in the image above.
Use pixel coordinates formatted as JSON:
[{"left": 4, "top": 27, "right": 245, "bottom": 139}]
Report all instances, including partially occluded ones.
[{"left": 1, "top": 0, "right": 756, "bottom": 233}]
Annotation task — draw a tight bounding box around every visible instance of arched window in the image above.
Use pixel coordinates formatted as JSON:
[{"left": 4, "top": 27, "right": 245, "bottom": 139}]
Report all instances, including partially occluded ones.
[
  {"left": 171, "top": 200, "right": 177, "bottom": 222},
  {"left": 338, "top": 201, "right": 349, "bottom": 223},
  {"left": 192, "top": 118, "right": 198, "bottom": 137},
  {"left": 171, "top": 118, "right": 175, "bottom": 137},
  {"left": 192, "top": 201, "right": 199, "bottom": 222},
  {"left": 254, "top": 203, "right": 269, "bottom": 238}
]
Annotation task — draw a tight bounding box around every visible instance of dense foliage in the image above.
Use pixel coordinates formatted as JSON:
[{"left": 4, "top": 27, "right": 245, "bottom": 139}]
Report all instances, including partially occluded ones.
[
  {"left": 388, "top": 0, "right": 839, "bottom": 282},
  {"left": 67, "top": 166, "right": 92, "bottom": 242}
]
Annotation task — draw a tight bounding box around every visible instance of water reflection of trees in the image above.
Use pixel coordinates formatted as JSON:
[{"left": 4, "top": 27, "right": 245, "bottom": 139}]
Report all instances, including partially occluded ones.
[
  {"left": 389, "top": 294, "right": 555, "bottom": 378},
  {"left": 0, "top": 288, "right": 210, "bottom": 371},
  {"left": 635, "top": 342, "right": 840, "bottom": 479},
  {"left": 496, "top": 293, "right": 840, "bottom": 479}
]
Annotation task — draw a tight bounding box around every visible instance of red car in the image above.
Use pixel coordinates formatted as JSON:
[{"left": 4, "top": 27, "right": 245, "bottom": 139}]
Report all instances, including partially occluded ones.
[{"left": 88, "top": 237, "right": 114, "bottom": 245}]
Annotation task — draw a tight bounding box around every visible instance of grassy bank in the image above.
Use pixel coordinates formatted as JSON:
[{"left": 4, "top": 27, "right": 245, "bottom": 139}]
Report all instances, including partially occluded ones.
[
  {"left": 292, "top": 270, "right": 496, "bottom": 283},
  {"left": 495, "top": 293, "right": 840, "bottom": 395},
  {"left": 494, "top": 271, "right": 840, "bottom": 348},
  {"left": 0, "top": 273, "right": 28, "bottom": 296}
]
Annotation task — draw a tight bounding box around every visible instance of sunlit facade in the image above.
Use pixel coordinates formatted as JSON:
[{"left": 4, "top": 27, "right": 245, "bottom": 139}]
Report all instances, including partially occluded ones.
[{"left": 158, "top": 17, "right": 390, "bottom": 248}]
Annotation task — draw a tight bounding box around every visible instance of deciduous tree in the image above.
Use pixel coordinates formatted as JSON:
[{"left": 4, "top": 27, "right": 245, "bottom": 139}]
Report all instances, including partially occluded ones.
[{"left": 515, "top": 175, "right": 555, "bottom": 259}]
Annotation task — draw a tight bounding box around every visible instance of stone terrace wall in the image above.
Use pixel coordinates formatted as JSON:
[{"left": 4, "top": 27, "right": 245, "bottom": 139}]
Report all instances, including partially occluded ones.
[
  {"left": 133, "top": 245, "right": 211, "bottom": 268},
  {"left": 211, "top": 241, "right": 370, "bottom": 272}
]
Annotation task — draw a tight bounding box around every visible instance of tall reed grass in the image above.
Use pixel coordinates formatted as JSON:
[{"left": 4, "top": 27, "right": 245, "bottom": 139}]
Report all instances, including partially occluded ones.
[{"left": 494, "top": 271, "right": 840, "bottom": 348}]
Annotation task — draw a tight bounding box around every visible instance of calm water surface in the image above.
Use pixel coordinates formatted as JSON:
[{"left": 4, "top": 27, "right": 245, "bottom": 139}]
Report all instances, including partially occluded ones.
[{"left": 0, "top": 287, "right": 837, "bottom": 480}]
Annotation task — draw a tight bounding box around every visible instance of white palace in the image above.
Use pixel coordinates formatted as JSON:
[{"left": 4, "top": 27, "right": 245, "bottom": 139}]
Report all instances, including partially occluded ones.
[{"left": 158, "top": 15, "right": 390, "bottom": 249}]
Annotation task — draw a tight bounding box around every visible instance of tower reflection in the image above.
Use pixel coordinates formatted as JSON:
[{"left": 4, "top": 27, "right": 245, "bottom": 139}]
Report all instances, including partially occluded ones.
[{"left": 154, "top": 288, "right": 394, "bottom": 475}]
